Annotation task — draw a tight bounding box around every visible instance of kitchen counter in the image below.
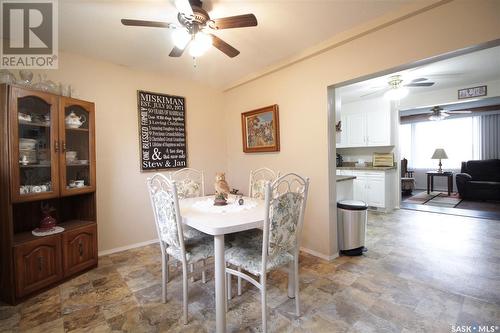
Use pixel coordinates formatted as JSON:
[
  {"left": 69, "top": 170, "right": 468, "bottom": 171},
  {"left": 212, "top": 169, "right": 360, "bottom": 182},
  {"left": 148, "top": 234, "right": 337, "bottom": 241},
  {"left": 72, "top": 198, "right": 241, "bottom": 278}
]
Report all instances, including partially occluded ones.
[
  {"left": 336, "top": 175, "right": 355, "bottom": 201},
  {"left": 337, "top": 166, "right": 397, "bottom": 171},
  {"left": 336, "top": 175, "right": 356, "bottom": 182}
]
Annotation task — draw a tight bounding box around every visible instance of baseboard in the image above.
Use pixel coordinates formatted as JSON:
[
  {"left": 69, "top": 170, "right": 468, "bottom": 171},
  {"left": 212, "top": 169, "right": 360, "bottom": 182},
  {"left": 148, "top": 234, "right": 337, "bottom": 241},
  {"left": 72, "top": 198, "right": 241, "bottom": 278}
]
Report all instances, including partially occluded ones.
[
  {"left": 99, "top": 240, "right": 339, "bottom": 262},
  {"left": 300, "top": 247, "right": 339, "bottom": 261},
  {"left": 98, "top": 239, "right": 159, "bottom": 257}
]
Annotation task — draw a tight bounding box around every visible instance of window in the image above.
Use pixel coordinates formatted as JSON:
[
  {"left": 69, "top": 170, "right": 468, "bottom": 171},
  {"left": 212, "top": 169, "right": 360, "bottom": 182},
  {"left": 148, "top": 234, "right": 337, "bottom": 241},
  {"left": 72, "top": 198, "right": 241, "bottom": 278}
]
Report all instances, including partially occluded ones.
[{"left": 399, "top": 117, "right": 479, "bottom": 169}]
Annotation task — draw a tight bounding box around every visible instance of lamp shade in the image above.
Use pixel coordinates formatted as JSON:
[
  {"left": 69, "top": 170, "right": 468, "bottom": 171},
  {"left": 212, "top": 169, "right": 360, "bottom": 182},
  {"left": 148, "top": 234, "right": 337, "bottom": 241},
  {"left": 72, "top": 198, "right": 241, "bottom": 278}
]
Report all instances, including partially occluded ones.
[{"left": 431, "top": 148, "right": 448, "bottom": 159}]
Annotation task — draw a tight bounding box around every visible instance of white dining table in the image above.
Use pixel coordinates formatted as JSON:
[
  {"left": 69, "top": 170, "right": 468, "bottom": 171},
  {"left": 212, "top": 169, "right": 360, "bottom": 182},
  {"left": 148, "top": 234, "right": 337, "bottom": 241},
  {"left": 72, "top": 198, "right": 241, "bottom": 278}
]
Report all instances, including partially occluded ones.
[{"left": 179, "top": 196, "right": 295, "bottom": 333}]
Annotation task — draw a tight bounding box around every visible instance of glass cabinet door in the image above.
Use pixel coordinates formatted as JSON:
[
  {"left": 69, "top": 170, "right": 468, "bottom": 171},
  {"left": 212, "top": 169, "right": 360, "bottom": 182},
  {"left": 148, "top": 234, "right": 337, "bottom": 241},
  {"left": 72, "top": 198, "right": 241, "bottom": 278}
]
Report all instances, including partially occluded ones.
[
  {"left": 59, "top": 98, "right": 95, "bottom": 196},
  {"left": 10, "top": 87, "right": 60, "bottom": 202}
]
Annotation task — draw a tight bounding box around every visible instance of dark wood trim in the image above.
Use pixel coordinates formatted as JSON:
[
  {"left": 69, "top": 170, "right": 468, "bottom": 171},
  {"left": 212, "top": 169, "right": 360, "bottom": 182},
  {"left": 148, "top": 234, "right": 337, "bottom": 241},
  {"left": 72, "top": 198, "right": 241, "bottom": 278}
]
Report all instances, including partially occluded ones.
[
  {"left": 241, "top": 104, "right": 280, "bottom": 153},
  {"left": 0, "top": 84, "right": 14, "bottom": 303}
]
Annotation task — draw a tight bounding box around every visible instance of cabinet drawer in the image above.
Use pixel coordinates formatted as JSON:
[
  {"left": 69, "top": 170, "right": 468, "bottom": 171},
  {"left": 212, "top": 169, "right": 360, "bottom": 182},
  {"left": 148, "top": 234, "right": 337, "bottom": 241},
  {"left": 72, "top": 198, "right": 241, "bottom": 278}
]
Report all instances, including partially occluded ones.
[
  {"left": 62, "top": 223, "right": 97, "bottom": 277},
  {"left": 14, "top": 235, "right": 63, "bottom": 298}
]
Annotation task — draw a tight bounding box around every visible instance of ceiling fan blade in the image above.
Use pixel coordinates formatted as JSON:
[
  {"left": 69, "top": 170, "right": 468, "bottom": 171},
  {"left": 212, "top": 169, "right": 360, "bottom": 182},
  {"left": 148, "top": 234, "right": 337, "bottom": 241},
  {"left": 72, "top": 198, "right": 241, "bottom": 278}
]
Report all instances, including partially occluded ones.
[
  {"left": 121, "top": 19, "right": 173, "bottom": 28},
  {"left": 174, "top": 0, "right": 194, "bottom": 16},
  {"left": 405, "top": 82, "right": 435, "bottom": 87},
  {"left": 450, "top": 110, "right": 472, "bottom": 114},
  {"left": 410, "top": 78, "right": 428, "bottom": 83},
  {"left": 211, "top": 14, "right": 257, "bottom": 29},
  {"left": 210, "top": 34, "right": 240, "bottom": 58},
  {"left": 169, "top": 41, "right": 190, "bottom": 57}
]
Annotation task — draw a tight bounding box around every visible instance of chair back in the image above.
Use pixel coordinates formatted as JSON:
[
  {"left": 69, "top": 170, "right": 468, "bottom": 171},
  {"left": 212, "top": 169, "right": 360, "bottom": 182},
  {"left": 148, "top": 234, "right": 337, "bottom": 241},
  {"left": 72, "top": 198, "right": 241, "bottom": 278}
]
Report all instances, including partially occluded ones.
[
  {"left": 401, "top": 158, "right": 408, "bottom": 177},
  {"left": 249, "top": 168, "right": 280, "bottom": 199},
  {"left": 146, "top": 174, "right": 185, "bottom": 253},
  {"left": 262, "top": 173, "right": 309, "bottom": 268},
  {"left": 170, "top": 168, "right": 205, "bottom": 199}
]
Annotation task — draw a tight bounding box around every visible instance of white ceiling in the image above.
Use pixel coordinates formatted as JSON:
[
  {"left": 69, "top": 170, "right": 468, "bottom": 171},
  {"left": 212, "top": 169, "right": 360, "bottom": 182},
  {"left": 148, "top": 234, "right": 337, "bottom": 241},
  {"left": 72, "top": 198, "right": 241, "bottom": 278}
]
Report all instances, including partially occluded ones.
[
  {"left": 338, "top": 45, "right": 500, "bottom": 103},
  {"left": 59, "top": 0, "right": 411, "bottom": 89}
]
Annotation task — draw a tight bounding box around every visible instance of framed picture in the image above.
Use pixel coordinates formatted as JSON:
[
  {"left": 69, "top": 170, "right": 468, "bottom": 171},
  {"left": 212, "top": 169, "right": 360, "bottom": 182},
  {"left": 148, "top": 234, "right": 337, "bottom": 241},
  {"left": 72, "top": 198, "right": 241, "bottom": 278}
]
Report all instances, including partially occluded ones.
[{"left": 241, "top": 104, "right": 280, "bottom": 153}]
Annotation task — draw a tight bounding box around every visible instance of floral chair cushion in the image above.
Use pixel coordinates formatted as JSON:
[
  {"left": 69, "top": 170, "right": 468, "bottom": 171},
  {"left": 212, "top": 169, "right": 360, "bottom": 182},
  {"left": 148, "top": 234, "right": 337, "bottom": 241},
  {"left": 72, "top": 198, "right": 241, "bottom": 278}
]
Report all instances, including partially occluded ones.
[
  {"left": 152, "top": 190, "right": 180, "bottom": 248},
  {"left": 166, "top": 237, "right": 214, "bottom": 263},
  {"left": 183, "top": 226, "right": 207, "bottom": 240},
  {"left": 268, "top": 192, "right": 303, "bottom": 257},
  {"left": 225, "top": 239, "right": 293, "bottom": 276},
  {"left": 251, "top": 179, "right": 267, "bottom": 199},
  {"left": 176, "top": 178, "right": 202, "bottom": 199},
  {"left": 228, "top": 229, "right": 262, "bottom": 247}
]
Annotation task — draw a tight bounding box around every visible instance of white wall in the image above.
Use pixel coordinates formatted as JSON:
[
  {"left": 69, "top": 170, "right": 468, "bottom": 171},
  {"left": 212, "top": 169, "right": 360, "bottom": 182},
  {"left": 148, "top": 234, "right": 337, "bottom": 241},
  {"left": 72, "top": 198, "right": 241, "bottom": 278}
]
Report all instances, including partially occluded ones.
[{"left": 399, "top": 78, "right": 500, "bottom": 110}]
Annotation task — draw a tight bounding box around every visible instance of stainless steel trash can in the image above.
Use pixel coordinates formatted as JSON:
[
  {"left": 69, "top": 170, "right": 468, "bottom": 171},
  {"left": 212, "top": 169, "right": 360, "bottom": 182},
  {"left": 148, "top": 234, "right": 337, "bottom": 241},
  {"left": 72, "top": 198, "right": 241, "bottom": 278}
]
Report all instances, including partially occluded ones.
[{"left": 337, "top": 200, "right": 368, "bottom": 256}]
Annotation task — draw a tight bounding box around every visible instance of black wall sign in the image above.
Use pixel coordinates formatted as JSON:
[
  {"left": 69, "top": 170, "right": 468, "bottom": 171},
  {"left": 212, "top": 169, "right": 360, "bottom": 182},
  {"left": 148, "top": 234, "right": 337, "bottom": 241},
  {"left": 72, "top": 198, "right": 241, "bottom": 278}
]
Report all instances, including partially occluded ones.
[{"left": 138, "top": 90, "right": 187, "bottom": 171}]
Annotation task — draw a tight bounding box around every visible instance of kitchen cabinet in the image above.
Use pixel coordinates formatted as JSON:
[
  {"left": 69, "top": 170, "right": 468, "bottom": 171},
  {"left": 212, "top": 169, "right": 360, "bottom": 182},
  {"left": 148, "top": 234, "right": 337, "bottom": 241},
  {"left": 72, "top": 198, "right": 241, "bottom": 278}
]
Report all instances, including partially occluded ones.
[
  {"left": 337, "top": 98, "right": 392, "bottom": 148},
  {"left": 337, "top": 169, "right": 395, "bottom": 210},
  {"left": 0, "top": 84, "right": 97, "bottom": 304}
]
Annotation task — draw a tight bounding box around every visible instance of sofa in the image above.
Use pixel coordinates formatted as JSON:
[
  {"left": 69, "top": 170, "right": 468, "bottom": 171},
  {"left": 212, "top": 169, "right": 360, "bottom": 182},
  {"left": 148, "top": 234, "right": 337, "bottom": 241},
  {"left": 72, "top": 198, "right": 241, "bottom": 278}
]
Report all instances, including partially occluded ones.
[{"left": 456, "top": 159, "right": 500, "bottom": 201}]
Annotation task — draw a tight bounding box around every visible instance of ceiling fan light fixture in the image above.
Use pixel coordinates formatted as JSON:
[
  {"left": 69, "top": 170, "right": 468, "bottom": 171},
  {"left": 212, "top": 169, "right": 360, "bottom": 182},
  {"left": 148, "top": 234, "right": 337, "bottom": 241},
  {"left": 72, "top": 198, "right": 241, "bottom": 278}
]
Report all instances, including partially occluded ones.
[
  {"left": 189, "top": 32, "right": 212, "bottom": 57},
  {"left": 172, "top": 28, "right": 190, "bottom": 48},
  {"left": 384, "top": 86, "right": 409, "bottom": 101}
]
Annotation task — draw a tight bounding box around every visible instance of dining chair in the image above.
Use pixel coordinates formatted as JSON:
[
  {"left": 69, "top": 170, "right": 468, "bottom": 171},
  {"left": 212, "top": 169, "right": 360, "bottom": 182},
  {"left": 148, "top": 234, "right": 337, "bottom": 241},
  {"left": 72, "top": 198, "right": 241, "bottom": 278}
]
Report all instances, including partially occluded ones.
[
  {"left": 169, "top": 167, "right": 207, "bottom": 281},
  {"left": 248, "top": 167, "right": 280, "bottom": 199},
  {"left": 229, "top": 167, "right": 281, "bottom": 295},
  {"left": 146, "top": 173, "right": 213, "bottom": 324},
  {"left": 170, "top": 167, "right": 205, "bottom": 199},
  {"left": 225, "top": 173, "right": 310, "bottom": 332},
  {"left": 224, "top": 168, "right": 280, "bottom": 297}
]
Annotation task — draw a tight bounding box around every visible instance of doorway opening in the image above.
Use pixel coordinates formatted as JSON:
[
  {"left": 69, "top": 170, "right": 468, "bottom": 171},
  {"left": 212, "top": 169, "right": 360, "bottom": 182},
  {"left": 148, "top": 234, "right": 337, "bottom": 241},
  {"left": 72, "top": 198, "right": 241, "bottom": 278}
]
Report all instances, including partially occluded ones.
[{"left": 328, "top": 41, "right": 500, "bottom": 221}]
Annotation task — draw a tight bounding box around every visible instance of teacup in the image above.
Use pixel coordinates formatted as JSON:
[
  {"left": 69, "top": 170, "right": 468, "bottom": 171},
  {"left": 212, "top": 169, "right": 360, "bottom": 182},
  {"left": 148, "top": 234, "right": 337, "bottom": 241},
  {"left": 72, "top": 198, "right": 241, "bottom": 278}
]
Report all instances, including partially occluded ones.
[{"left": 75, "top": 180, "right": 85, "bottom": 188}]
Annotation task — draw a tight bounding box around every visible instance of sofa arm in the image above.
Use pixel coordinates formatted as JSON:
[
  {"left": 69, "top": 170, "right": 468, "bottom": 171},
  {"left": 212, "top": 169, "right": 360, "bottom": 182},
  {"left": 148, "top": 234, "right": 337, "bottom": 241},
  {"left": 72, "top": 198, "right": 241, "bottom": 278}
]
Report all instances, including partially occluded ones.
[
  {"left": 456, "top": 173, "right": 472, "bottom": 181},
  {"left": 456, "top": 173, "right": 472, "bottom": 195}
]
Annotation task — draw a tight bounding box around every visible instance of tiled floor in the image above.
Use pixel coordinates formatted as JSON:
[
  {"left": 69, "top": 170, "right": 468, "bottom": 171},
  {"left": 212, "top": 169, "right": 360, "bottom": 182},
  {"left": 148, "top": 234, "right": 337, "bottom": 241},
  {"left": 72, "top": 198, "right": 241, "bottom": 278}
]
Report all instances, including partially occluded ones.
[{"left": 1, "top": 209, "right": 499, "bottom": 332}]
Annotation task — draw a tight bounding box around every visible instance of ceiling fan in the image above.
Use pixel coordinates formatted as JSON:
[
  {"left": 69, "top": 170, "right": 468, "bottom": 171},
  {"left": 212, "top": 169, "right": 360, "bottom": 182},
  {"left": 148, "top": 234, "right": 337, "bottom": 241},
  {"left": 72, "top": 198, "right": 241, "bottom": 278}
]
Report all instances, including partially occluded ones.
[
  {"left": 361, "top": 74, "right": 436, "bottom": 99},
  {"left": 427, "top": 106, "right": 472, "bottom": 120},
  {"left": 121, "top": 0, "right": 257, "bottom": 58},
  {"left": 400, "top": 105, "right": 473, "bottom": 122}
]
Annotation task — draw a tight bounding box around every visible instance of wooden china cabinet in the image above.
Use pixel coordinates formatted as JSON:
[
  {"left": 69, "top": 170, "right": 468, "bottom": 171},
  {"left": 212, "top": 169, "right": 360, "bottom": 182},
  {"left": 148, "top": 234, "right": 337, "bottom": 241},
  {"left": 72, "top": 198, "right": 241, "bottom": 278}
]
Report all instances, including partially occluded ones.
[{"left": 0, "top": 84, "right": 97, "bottom": 304}]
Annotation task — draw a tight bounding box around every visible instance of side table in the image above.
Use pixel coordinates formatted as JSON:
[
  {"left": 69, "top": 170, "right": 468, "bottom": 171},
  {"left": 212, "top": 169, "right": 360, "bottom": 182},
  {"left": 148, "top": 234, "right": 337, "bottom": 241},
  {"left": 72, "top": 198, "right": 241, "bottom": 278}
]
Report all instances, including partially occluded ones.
[{"left": 426, "top": 171, "right": 454, "bottom": 196}]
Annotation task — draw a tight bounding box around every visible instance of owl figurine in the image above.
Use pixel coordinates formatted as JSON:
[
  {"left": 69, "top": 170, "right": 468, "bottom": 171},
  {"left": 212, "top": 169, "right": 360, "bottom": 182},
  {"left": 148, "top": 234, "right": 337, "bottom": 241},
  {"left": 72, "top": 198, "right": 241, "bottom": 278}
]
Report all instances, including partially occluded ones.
[{"left": 214, "top": 172, "right": 230, "bottom": 198}]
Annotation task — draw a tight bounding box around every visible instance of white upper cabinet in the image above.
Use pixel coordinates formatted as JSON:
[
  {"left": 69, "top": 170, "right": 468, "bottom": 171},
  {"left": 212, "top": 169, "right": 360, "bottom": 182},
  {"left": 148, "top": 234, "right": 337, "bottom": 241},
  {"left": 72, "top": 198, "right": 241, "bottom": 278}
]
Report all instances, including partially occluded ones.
[
  {"left": 337, "top": 97, "right": 392, "bottom": 147},
  {"left": 345, "top": 111, "right": 365, "bottom": 146}
]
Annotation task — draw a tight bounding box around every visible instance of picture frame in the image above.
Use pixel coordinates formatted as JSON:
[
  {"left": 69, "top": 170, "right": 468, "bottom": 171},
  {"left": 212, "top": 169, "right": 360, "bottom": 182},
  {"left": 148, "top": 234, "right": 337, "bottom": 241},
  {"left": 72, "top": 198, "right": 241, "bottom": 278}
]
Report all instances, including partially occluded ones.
[{"left": 241, "top": 104, "right": 280, "bottom": 153}]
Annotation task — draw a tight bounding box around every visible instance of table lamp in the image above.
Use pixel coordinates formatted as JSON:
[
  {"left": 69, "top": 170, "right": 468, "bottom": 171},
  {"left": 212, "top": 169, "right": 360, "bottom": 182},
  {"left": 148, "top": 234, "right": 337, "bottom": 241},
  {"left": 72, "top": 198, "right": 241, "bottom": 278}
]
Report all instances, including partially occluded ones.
[{"left": 431, "top": 148, "right": 448, "bottom": 173}]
